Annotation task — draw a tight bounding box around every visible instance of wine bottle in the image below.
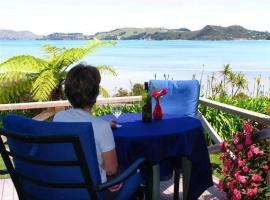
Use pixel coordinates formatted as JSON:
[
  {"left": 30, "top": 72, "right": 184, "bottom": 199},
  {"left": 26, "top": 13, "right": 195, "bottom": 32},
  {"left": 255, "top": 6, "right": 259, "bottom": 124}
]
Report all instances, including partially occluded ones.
[{"left": 142, "top": 82, "right": 152, "bottom": 122}]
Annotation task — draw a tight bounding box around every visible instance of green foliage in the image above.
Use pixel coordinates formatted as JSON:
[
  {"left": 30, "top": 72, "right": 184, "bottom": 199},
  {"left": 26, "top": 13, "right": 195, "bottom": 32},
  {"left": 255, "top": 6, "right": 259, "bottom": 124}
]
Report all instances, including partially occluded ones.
[
  {"left": 113, "top": 83, "right": 144, "bottom": 97},
  {"left": 205, "top": 64, "right": 248, "bottom": 98},
  {"left": 0, "top": 39, "right": 117, "bottom": 103},
  {"left": 92, "top": 104, "right": 141, "bottom": 116},
  {"left": 114, "top": 88, "right": 130, "bottom": 97},
  {"left": 199, "top": 96, "right": 270, "bottom": 141},
  {"left": 210, "top": 152, "right": 223, "bottom": 179},
  {"left": 131, "top": 83, "right": 144, "bottom": 96}
]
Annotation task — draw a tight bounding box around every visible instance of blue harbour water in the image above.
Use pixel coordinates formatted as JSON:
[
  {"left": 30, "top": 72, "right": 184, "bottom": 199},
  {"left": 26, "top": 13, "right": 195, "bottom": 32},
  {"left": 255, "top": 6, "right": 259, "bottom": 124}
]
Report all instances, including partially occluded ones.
[{"left": 0, "top": 40, "right": 270, "bottom": 94}]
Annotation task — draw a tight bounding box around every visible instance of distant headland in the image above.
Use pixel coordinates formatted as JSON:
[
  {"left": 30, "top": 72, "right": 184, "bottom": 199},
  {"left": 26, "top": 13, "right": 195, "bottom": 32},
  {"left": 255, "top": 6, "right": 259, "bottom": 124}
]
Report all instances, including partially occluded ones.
[{"left": 1, "top": 25, "right": 270, "bottom": 40}]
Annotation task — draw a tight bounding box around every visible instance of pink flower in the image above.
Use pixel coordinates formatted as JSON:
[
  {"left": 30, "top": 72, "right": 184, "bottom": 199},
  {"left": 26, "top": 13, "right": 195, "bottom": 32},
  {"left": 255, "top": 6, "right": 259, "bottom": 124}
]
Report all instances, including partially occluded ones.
[
  {"left": 247, "top": 186, "right": 258, "bottom": 197},
  {"left": 251, "top": 182, "right": 258, "bottom": 188},
  {"left": 243, "top": 121, "right": 253, "bottom": 134},
  {"left": 228, "top": 181, "right": 236, "bottom": 192},
  {"left": 267, "top": 106, "right": 270, "bottom": 113},
  {"left": 251, "top": 174, "right": 262, "bottom": 182},
  {"left": 252, "top": 187, "right": 258, "bottom": 195},
  {"left": 160, "top": 88, "right": 167, "bottom": 95},
  {"left": 237, "top": 175, "right": 247, "bottom": 184},
  {"left": 224, "top": 160, "right": 231, "bottom": 169},
  {"left": 237, "top": 159, "right": 245, "bottom": 167},
  {"left": 245, "top": 135, "right": 252, "bottom": 145},
  {"left": 236, "top": 144, "right": 243, "bottom": 150},
  {"left": 218, "top": 180, "right": 223, "bottom": 191},
  {"left": 247, "top": 188, "right": 255, "bottom": 197},
  {"left": 220, "top": 141, "right": 228, "bottom": 151},
  {"left": 261, "top": 165, "right": 269, "bottom": 171},
  {"left": 242, "top": 166, "right": 249, "bottom": 173},
  {"left": 250, "top": 145, "right": 264, "bottom": 155},
  {"left": 233, "top": 188, "right": 242, "bottom": 200},
  {"left": 220, "top": 154, "right": 224, "bottom": 161},
  {"left": 247, "top": 150, "right": 253, "bottom": 159},
  {"left": 151, "top": 91, "right": 159, "bottom": 98},
  {"left": 234, "top": 170, "right": 240, "bottom": 178},
  {"left": 151, "top": 88, "right": 167, "bottom": 99},
  {"left": 233, "top": 136, "right": 239, "bottom": 144}
]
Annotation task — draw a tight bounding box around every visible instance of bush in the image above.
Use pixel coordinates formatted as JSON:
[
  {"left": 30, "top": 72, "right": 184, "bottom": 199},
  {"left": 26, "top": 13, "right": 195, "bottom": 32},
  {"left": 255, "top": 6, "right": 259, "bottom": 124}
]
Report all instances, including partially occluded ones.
[{"left": 218, "top": 121, "right": 270, "bottom": 199}]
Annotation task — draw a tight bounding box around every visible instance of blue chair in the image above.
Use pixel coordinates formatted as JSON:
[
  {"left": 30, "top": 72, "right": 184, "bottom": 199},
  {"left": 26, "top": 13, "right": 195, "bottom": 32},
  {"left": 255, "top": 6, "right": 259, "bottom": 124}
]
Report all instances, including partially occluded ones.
[
  {"left": 149, "top": 80, "right": 200, "bottom": 200},
  {"left": 0, "top": 114, "right": 150, "bottom": 200},
  {"left": 149, "top": 80, "right": 200, "bottom": 117}
]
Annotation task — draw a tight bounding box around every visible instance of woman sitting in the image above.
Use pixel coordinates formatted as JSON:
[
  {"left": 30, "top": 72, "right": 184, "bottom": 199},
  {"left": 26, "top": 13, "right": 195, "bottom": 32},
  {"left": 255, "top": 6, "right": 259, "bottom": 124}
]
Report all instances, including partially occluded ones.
[{"left": 53, "top": 64, "right": 122, "bottom": 199}]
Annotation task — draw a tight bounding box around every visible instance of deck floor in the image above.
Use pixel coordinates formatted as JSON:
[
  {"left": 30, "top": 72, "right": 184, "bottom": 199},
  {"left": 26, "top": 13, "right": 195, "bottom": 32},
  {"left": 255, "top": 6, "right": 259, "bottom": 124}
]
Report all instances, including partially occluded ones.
[{"left": 0, "top": 176, "right": 223, "bottom": 200}]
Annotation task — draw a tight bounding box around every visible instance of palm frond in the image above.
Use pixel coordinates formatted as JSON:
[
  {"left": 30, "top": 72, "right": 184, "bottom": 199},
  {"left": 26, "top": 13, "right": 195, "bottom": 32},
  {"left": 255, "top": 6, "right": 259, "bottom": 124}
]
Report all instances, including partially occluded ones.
[
  {"left": 99, "top": 85, "right": 110, "bottom": 97},
  {"left": 0, "top": 55, "right": 48, "bottom": 73},
  {"left": 96, "top": 65, "right": 117, "bottom": 76},
  {"left": 41, "top": 45, "right": 65, "bottom": 60},
  {"left": 0, "top": 71, "right": 36, "bottom": 85},
  {"left": 85, "top": 38, "right": 117, "bottom": 53},
  {"left": 50, "top": 39, "right": 117, "bottom": 70},
  {"left": 31, "top": 69, "right": 59, "bottom": 101},
  {"left": 0, "top": 79, "right": 32, "bottom": 103}
]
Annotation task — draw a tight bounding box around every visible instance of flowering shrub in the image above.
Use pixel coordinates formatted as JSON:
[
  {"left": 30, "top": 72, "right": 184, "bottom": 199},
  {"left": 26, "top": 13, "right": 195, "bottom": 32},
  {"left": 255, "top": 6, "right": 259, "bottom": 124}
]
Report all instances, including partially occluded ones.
[{"left": 218, "top": 120, "right": 270, "bottom": 199}]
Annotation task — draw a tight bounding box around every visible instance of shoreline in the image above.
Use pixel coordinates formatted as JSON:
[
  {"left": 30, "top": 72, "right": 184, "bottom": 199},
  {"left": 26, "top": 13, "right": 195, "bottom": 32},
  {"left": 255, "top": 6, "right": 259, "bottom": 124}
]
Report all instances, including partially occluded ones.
[{"left": 101, "top": 69, "right": 270, "bottom": 96}]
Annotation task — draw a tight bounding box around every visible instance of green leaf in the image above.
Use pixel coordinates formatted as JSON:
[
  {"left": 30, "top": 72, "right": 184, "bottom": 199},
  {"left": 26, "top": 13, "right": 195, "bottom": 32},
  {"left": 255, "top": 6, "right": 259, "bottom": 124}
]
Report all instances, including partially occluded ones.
[
  {"left": 31, "top": 69, "right": 58, "bottom": 101},
  {"left": 96, "top": 65, "right": 117, "bottom": 76},
  {"left": 99, "top": 85, "right": 110, "bottom": 97},
  {"left": 0, "top": 79, "right": 32, "bottom": 103},
  {"left": 41, "top": 44, "right": 65, "bottom": 59},
  {"left": 0, "top": 55, "right": 48, "bottom": 73},
  {"left": 50, "top": 39, "right": 117, "bottom": 70}
]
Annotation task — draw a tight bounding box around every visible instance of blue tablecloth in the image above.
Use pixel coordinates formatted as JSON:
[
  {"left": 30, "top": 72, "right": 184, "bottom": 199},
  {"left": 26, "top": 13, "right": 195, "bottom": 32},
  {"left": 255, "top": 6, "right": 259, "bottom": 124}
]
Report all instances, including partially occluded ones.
[{"left": 102, "top": 113, "right": 213, "bottom": 200}]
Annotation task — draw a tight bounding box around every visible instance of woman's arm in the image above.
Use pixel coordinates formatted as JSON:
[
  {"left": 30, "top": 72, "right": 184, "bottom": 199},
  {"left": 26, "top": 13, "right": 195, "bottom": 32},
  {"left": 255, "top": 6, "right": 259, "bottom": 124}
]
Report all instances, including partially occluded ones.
[
  {"left": 102, "top": 149, "right": 123, "bottom": 192},
  {"left": 102, "top": 149, "right": 118, "bottom": 175}
]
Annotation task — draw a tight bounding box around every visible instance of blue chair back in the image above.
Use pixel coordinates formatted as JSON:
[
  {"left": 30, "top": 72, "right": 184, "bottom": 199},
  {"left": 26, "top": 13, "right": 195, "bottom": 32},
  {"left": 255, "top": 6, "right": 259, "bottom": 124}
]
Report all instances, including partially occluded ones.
[
  {"left": 2, "top": 114, "right": 102, "bottom": 200},
  {"left": 149, "top": 80, "right": 200, "bottom": 117}
]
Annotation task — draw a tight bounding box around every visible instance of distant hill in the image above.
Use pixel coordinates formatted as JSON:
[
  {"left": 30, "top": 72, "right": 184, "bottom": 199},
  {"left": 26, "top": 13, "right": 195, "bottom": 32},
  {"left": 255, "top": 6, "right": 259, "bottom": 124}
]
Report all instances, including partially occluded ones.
[
  {"left": 179, "top": 25, "right": 270, "bottom": 40},
  {"left": 42, "top": 32, "right": 88, "bottom": 40},
  {"left": 91, "top": 27, "right": 173, "bottom": 40},
  {"left": 1, "top": 25, "right": 270, "bottom": 40},
  {"left": 0, "top": 30, "right": 41, "bottom": 40},
  {"left": 92, "top": 25, "right": 270, "bottom": 40}
]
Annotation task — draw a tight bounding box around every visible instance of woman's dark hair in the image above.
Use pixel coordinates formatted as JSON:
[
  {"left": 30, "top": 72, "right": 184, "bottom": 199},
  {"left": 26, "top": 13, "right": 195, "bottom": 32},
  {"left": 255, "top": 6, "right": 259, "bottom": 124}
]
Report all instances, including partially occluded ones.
[{"left": 64, "top": 64, "right": 101, "bottom": 109}]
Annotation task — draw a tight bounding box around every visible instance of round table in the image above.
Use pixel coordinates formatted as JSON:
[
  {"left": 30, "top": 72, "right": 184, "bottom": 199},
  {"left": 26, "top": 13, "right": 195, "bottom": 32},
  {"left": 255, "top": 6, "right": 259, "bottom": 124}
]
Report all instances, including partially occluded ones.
[{"left": 102, "top": 113, "right": 213, "bottom": 200}]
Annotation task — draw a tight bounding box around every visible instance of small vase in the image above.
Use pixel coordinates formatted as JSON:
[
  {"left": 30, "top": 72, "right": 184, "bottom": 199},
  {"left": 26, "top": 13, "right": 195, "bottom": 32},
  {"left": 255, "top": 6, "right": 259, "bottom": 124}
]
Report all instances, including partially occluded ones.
[{"left": 153, "top": 99, "right": 163, "bottom": 120}]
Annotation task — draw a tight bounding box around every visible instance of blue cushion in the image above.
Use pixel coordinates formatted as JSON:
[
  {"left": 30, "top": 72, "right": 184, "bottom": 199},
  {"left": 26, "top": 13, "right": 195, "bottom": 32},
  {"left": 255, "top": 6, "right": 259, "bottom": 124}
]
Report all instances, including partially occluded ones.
[{"left": 149, "top": 80, "right": 200, "bottom": 117}]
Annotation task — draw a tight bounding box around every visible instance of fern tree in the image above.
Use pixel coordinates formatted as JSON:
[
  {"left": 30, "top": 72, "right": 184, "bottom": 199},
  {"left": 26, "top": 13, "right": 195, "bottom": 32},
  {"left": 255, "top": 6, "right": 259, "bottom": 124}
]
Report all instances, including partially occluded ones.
[{"left": 0, "top": 39, "right": 117, "bottom": 103}]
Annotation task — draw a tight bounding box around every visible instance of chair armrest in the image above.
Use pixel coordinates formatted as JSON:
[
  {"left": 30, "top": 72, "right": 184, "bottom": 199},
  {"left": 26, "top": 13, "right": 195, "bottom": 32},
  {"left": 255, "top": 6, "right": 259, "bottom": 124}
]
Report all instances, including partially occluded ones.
[
  {"left": 95, "top": 157, "right": 145, "bottom": 191},
  {"left": 0, "top": 169, "right": 8, "bottom": 175}
]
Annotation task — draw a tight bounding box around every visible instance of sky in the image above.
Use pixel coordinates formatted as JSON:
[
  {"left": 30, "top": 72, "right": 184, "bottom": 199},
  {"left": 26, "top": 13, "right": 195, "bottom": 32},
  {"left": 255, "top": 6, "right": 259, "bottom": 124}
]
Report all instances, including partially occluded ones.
[{"left": 1, "top": 0, "right": 270, "bottom": 35}]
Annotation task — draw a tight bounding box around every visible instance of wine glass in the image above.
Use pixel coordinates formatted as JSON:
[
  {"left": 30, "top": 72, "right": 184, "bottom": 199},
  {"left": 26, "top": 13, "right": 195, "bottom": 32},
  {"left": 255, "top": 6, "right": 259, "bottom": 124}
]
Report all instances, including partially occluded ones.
[{"left": 113, "top": 105, "right": 122, "bottom": 119}]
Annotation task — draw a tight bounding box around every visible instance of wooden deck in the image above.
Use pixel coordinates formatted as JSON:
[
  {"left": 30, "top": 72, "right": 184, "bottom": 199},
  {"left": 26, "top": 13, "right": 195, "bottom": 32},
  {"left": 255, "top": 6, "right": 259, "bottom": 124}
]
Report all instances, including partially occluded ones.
[{"left": 0, "top": 176, "right": 223, "bottom": 200}]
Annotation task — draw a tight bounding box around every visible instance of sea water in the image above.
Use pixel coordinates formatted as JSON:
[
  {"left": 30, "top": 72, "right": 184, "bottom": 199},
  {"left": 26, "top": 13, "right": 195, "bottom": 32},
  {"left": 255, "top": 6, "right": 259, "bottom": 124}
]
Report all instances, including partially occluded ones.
[{"left": 0, "top": 40, "right": 269, "bottom": 95}]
